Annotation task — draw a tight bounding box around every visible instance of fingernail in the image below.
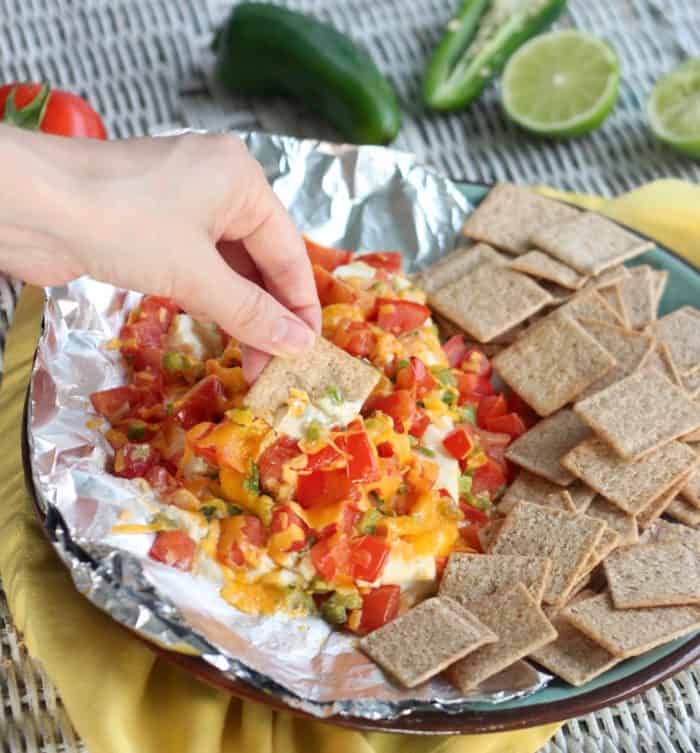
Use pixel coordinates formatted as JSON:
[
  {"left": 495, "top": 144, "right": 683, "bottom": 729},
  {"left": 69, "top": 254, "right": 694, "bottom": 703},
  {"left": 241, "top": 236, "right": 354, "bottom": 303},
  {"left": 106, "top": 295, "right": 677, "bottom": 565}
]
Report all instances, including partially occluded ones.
[{"left": 272, "top": 317, "right": 315, "bottom": 354}]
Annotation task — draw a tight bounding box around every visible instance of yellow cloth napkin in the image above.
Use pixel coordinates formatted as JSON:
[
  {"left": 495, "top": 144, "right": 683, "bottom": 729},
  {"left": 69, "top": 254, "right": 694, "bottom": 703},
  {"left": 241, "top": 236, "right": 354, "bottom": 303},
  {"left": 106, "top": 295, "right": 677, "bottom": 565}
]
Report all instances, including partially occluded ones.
[{"left": 0, "top": 177, "right": 696, "bottom": 753}]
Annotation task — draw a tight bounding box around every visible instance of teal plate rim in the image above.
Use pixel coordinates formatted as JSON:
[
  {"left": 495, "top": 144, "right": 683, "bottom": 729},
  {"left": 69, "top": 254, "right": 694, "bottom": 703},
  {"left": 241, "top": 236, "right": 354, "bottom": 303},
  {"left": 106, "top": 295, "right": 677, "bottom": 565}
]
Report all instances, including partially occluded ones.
[{"left": 24, "top": 181, "right": 700, "bottom": 736}]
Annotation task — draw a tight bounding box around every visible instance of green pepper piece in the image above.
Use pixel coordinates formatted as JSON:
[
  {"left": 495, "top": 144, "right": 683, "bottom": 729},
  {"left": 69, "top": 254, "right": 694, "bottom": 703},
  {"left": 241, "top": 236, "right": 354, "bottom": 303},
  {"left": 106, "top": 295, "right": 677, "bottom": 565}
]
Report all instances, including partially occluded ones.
[
  {"left": 320, "top": 590, "right": 363, "bottom": 625},
  {"left": 358, "top": 508, "right": 382, "bottom": 535},
  {"left": 127, "top": 421, "right": 147, "bottom": 441},
  {"left": 163, "top": 351, "right": 186, "bottom": 374},
  {"left": 423, "top": 0, "right": 567, "bottom": 111}
]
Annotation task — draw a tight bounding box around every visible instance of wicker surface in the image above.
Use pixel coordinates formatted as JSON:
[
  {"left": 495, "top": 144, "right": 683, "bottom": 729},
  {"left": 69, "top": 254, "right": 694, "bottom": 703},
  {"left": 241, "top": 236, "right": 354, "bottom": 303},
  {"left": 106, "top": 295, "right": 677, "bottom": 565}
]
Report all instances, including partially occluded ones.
[{"left": 1, "top": 1, "right": 700, "bottom": 751}]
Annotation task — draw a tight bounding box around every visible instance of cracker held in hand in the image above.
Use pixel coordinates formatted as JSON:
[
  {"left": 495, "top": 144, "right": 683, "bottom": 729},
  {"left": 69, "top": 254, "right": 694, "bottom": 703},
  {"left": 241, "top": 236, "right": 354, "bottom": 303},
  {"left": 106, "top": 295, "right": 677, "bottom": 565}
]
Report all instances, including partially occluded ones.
[
  {"left": 561, "top": 437, "right": 698, "bottom": 515},
  {"left": 509, "top": 250, "right": 588, "bottom": 290},
  {"left": 530, "top": 212, "right": 654, "bottom": 276},
  {"left": 439, "top": 553, "right": 552, "bottom": 606},
  {"left": 245, "top": 336, "right": 380, "bottom": 429},
  {"left": 359, "top": 596, "right": 497, "bottom": 688},
  {"left": 604, "top": 542, "right": 700, "bottom": 608},
  {"left": 461, "top": 183, "right": 579, "bottom": 255},
  {"left": 493, "top": 315, "right": 615, "bottom": 417},
  {"left": 650, "top": 307, "right": 700, "bottom": 375},
  {"left": 489, "top": 502, "right": 606, "bottom": 605},
  {"left": 414, "top": 243, "right": 506, "bottom": 294},
  {"left": 562, "top": 591, "right": 700, "bottom": 658},
  {"left": 505, "top": 409, "right": 592, "bottom": 485},
  {"left": 574, "top": 368, "right": 700, "bottom": 460},
  {"left": 447, "top": 584, "right": 557, "bottom": 692},
  {"left": 429, "top": 264, "right": 552, "bottom": 343}
]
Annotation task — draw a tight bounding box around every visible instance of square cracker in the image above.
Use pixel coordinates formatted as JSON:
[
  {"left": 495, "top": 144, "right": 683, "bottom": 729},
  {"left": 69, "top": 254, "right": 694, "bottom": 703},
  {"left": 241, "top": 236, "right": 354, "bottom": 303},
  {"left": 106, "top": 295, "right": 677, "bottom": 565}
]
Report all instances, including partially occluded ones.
[
  {"left": 429, "top": 264, "right": 552, "bottom": 343},
  {"left": 561, "top": 437, "right": 698, "bottom": 515},
  {"left": 617, "top": 266, "right": 656, "bottom": 330},
  {"left": 509, "top": 250, "right": 588, "bottom": 290},
  {"left": 414, "top": 242, "right": 506, "bottom": 294},
  {"left": 585, "top": 496, "right": 638, "bottom": 546},
  {"left": 681, "top": 467, "right": 700, "bottom": 508},
  {"left": 562, "top": 591, "right": 700, "bottom": 658},
  {"left": 604, "top": 541, "right": 700, "bottom": 608},
  {"left": 498, "top": 470, "right": 594, "bottom": 514},
  {"left": 636, "top": 475, "right": 692, "bottom": 530},
  {"left": 493, "top": 315, "right": 616, "bottom": 417},
  {"left": 440, "top": 553, "right": 552, "bottom": 606},
  {"left": 575, "top": 319, "right": 655, "bottom": 400},
  {"left": 639, "top": 519, "right": 700, "bottom": 547},
  {"left": 560, "top": 288, "right": 623, "bottom": 327},
  {"left": 245, "top": 336, "right": 380, "bottom": 428},
  {"left": 580, "top": 527, "right": 620, "bottom": 578},
  {"left": 505, "top": 409, "right": 592, "bottom": 486},
  {"left": 447, "top": 583, "right": 557, "bottom": 692},
  {"left": 489, "top": 502, "right": 606, "bottom": 605},
  {"left": 574, "top": 368, "right": 700, "bottom": 460},
  {"left": 461, "top": 183, "right": 580, "bottom": 255},
  {"left": 667, "top": 496, "right": 700, "bottom": 527},
  {"left": 650, "top": 307, "right": 700, "bottom": 375},
  {"left": 359, "top": 596, "right": 497, "bottom": 688},
  {"left": 597, "top": 284, "right": 626, "bottom": 325},
  {"left": 642, "top": 343, "right": 683, "bottom": 387},
  {"left": 530, "top": 212, "right": 654, "bottom": 276},
  {"left": 651, "top": 269, "right": 669, "bottom": 312}
]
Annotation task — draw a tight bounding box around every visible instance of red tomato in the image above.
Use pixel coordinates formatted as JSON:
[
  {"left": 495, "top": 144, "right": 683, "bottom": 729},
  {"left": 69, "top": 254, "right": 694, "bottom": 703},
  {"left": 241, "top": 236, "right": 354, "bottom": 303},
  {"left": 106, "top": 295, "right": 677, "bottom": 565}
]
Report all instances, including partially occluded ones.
[
  {"left": 461, "top": 347, "right": 492, "bottom": 377},
  {"left": 149, "top": 530, "right": 196, "bottom": 571},
  {"left": 270, "top": 506, "right": 310, "bottom": 553},
  {"left": 218, "top": 515, "right": 268, "bottom": 568},
  {"left": 350, "top": 535, "right": 389, "bottom": 582},
  {"left": 131, "top": 346, "right": 165, "bottom": 375},
  {"left": 91, "top": 386, "right": 137, "bottom": 423},
  {"left": 314, "top": 501, "right": 361, "bottom": 540},
  {"left": 313, "top": 265, "right": 376, "bottom": 318},
  {"left": 477, "top": 394, "right": 509, "bottom": 427},
  {"left": 375, "top": 299, "right": 430, "bottom": 335},
  {"left": 395, "top": 357, "right": 437, "bottom": 397},
  {"left": 442, "top": 426, "right": 475, "bottom": 460},
  {"left": 459, "top": 502, "right": 490, "bottom": 525},
  {"left": 258, "top": 436, "right": 301, "bottom": 492},
  {"left": 173, "top": 376, "right": 225, "bottom": 429},
  {"left": 356, "top": 585, "right": 401, "bottom": 634},
  {"left": 120, "top": 318, "right": 165, "bottom": 357},
  {"left": 471, "top": 458, "right": 508, "bottom": 497},
  {"left": 138, "top": 296, "right": 180, "bottom": 331},
  {"left": 295, "top": 465, "right": 351, "bottom": 509},
  {"left": 332, "top": 320, "right": 377, "bottom": 358},
  {"left": 459, "top": 523, "right": 483, "bottom": 552},
  {"left": 473, "top": 427, "right": 511, "bottom": 465},
  {"left": 408, "top": 408, "right": 430, "bottom": 439},
  {"left": 507, "top": 391, "right": 538, "bottom": 429},
  {"left": 357, "top": 252, "right": 403, "bottom": 273},
  {"left": 304, "top": 237, "right": 352, "bottom": 271},
  {"left": 456, "top": 372, "right": 494, "bottom": 404},
  {"left": 0, "top": 83, "right": 106, "bottom": 139},
  {"left": 311, "top": 534, "right": 351, "bottom": 581},
  {"left": 364, "top": 389, "right": 416, "bottom": 433},
  {"left": 114, "top": 442, "right": 160, "bottom": 479},
  {"left": 335, "top": 423, "right": 381, "bottom": 483},
  {"left": 483, "top": 413, "right": 527, "bottom": 439},
  {"left": 443, "top": 335, "right": 469, "bottom": 368},
  {"left": 377, "top": 441, "right": 394, "bottom": 458},
  {"left": 145, "top": 465, "right": 179, "bottom": 495}
]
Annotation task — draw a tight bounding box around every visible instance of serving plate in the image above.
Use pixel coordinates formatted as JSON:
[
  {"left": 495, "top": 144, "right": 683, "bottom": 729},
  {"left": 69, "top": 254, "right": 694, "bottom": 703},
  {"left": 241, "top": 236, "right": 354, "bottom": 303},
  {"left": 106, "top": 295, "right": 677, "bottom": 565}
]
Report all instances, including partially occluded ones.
[{"left": 24, "top": 179, "right": 700, "bottom": 735}]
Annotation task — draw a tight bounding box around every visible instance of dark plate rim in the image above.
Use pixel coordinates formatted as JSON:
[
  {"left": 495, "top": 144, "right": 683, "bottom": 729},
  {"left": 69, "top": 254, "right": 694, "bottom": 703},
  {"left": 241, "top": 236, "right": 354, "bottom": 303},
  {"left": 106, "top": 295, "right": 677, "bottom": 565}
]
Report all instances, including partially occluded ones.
[{"left": 22, "top": 180, "right": 700, "bottom": 735}]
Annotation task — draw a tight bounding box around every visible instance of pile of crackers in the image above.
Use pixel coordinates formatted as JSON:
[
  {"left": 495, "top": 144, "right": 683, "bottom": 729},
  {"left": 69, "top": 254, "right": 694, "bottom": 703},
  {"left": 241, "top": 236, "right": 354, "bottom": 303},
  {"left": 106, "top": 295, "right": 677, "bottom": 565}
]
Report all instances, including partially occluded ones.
[{"left": 361, "top": 184, "right": 700, "bottom": 692}]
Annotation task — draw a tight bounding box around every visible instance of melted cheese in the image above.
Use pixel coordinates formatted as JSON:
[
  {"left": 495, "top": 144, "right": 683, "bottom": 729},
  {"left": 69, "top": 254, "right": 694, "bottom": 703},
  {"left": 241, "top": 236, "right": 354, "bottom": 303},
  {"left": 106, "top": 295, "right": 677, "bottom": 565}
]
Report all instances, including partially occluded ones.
[
  {"left": 418, "top": 424, "right": 460, "bottom": 501},
  {"left": 277, "top": 390, "right": 363, "bottom": 439},
  {"left": 333, "top": 262, "right": 376, "bottom": 283}
]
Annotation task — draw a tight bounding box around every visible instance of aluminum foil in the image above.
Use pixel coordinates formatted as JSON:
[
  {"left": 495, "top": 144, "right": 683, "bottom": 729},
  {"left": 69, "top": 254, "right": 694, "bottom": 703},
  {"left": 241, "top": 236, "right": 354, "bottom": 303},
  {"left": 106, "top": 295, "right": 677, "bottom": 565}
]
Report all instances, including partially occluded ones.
[{"left": 27, "top": 132, "right": 551, "bottom": 720}]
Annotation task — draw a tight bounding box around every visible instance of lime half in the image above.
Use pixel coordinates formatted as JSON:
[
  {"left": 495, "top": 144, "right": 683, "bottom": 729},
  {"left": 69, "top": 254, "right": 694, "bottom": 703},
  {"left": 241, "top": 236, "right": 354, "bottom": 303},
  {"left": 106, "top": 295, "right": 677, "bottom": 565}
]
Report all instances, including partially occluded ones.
[
  {"left": 502, "top": 30, "right": 620, "bottom": 138},
  {"left": 648, "top": 58, "right": 700, "bottom": 159}
]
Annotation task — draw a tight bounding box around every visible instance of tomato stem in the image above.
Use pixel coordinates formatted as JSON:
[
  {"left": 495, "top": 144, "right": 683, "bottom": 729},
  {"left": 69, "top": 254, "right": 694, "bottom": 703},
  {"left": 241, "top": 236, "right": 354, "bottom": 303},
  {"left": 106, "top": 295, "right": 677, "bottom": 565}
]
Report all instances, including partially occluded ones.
[{"left": 3, "top": 83, "right": 50, "bottom": 130}]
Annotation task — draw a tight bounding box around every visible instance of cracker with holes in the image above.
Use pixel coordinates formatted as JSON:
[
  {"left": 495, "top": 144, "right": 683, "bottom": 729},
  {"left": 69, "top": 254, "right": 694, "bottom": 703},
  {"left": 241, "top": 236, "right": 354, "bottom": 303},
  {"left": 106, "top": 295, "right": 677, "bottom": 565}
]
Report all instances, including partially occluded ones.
[
  {"left": 574, "top": 368, "right": 700, "bottom": 460},
  {"left": 359, "top": 597, "right": 497, "bottom": 688},
  {"left": 509, "top": 250, "right": 588, "bottom": 290},
  {"left": 493, "top": 315, "right": 616, "bottom": 417},
  {"left": 429, "top": 264, "right": 552, "bottom": 343},
  {"left": 650, "top": 307, "right": 700, "bottom": 375},
  {"left": 461, "top": 183, "right": 580, "bottom": 255},
  {"left": 414, "top": 242, "right": 507, "bottom": 294},
  {"left": 530, "top": 212, "right": 654, "bottom": 276}
]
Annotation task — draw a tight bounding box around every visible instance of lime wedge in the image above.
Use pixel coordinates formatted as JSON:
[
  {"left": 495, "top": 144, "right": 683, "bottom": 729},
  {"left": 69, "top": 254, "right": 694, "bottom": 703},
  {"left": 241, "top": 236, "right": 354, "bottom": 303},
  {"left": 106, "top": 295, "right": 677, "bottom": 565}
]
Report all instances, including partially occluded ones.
[
  {"left": 501, "top": 30, "right": 620, "bottom": 138},
  {"left": 648, "top": 58, "right": 700, "bottom": 160}
]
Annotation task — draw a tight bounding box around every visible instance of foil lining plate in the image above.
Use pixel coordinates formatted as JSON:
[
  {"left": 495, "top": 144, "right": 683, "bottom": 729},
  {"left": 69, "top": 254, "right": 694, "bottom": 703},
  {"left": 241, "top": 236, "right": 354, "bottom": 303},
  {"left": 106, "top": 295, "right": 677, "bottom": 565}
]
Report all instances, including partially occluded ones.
[{"left": 27, "top": 132, "right": 551, "bottom": 720}]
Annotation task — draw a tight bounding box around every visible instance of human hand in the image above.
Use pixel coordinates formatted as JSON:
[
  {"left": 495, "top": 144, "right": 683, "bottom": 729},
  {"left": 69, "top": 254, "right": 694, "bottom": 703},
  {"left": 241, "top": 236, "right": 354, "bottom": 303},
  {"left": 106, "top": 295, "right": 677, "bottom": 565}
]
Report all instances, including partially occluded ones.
[{"left": 0, "top": 126, "right": 321, "bottom": 381}]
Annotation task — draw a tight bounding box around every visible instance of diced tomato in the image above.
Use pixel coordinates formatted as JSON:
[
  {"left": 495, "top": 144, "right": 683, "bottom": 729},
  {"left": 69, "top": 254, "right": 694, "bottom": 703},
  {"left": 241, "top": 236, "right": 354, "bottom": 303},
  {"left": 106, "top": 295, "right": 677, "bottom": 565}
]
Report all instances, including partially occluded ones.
[
  {"left": 131, "top": 346, "right": 165, "bottom": 375},
  {"left": 259, "top": 436, "right": 301, "bottom": 492},
  {"left": 173, "top": 375, "right": 225, "bottom": 429},
  {"left": 114, "top": 442, "right": 160, "bottom": 479},
  {"left": 408, "top": 408, "right": 430, "bottom": 439},
  {"left": 443, "top": 335, "right": 469, "bottom": 368},
  {"left": 459, "top": 523, "right": 483, "bottom": 552},
  {"left": 335, "top": 423, "right": 380, "bottom": 483},
  {"left": 217, "top": 514, "right": 268, "bottom": 568},
  {"left": 377, "top": 441, "right": 394, "bottom": 458},
  {"left": 456, "top": 372, "right": 494, "bottom": 404},
  {"left": 304, "top": 237, "right": 352, "bottom": 271},
  {"left": 356, "top": 585, "right": 400, "bottom": 634},
  {"left": 332, "top": 320, "right": 377, "bottom": 358},
  {"left": 295, "top": 465, "right": 351, "bottom": 509},
  {"left": 395, "top": 356, "right": 437, "bottom": 398},
  {"left": 459, "top": 502, "right": 490, "bottom": 525},
  {"left": 148, "top": 530, "right": 195, "bottom": 571},
  {"left": 350, "top": 535, "right": 389, "bottom": 582},
  {"left": 315, "top": 501, "right": 362, "bottom": 540},
  {"left": 442, "top": 426, "right": 475, "bottom": 460},
  {"left": 145, "top": 465, "right": 179, "bottom": 495},
  {"left": 270, "top": 505, "right": 310, "bottom": 553},
  {"left": 471, "top": 458, "right": 508, "bottom": 497},
  {"left": 375, "top": 299, "right": 430, "bottom": 335},
  {"left": 313, "top": 265, "right": 376, "bottom": 318},
  {"left": 310, "top": 534, "right": 351, "bottom": 582},
  {"left": 364, "top": 389, "right": 416, "bottom": 433},
  {"left": 483, "top": 412, "right": 527, "bottom": 439},
  {"left": 507, "top": 391, "right": 538, "bottom": 429},
  {"left": 461, "top": 347, "right": 492, "bottom": 377},
  {"left": 477, "top": 394, "right": 509, "bottom": 427},
  {"left": 91, "top": 386, "right": 137, "bottom": 423},
  {"left": 473, "top": 427, "right": 511, "bottom": 465},
  {"left": 357, "top": 251, "right": 402, "bottom": 273},
  {"left": 119, "top": 318, "right": 164, "bottom": 356},
  {"left": 138, "top": 296, "right": 180, "bottom": 331}
]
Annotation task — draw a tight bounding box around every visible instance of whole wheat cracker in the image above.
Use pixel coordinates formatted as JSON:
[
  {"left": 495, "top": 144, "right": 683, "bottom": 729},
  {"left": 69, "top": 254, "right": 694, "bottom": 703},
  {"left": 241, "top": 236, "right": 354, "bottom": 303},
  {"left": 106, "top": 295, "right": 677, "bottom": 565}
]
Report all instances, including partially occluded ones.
[
  {"left": 681, "top": 467, "right": 700, "bottom": 508},
  {"left": 498, "top": 471, "right": 588, "bottom": 514},
  {"left": 597, "top": 284, "right": 627, "bottom": 326},
  {"left": 641, "top": 343, "right": 683, "bottom": 387},
  {"left": 461, "top": 183, "right": 580, "bottom": 255},
  {"left": 574, "top": 368, "right": 700, "bottom": 460},
  {"left": 559, "top": 288, "right": 624, "bottom": 327},
  {"left": 562, "top": 591, "right": 700, "bottom": 658},
  {"left": 489, "top": 501, "right": 606, "bottom": 605},
  {"left": 493, "top": 315, "right": 616, "bottom": 417},
  {"left": 584, "top": 265, "right": 629, "bottom": 290},
  {"left": 359, "top": 596, "right": 497, "bottom": 688},
  {"left": 681, "top": 369, "right": 700, "bottom": 398},
  {"left": 578, "top": 527, "right": 620, "bottom": 579},
  {"left": 447, "top": 584, "right": 557, "bottom": 692},
  {"left": 413, "top": 242, "right": 506, "bottom": 294},
  {"left": 245, "top": 336, "right": 380, "bottom": 429},
  {"left": 530, "top": 212, "right": 654, "bottom": 276},
  {"left": 604, "top": 541, "right": 700, "bottom": 608},
  {"left": 650, "top": 307, "right": 700, "bottom": 375},
  {"left": 561, "top": 437, "right": 698, "bottom": 515},
  {"left": 636, "top": 475, "right": 692, "bottom": 530},
  {"left": 586, "top": 496, "right": 639, "bottom": 546},
  {"left": 429, "top": 263, "right": 553, "bottom": 343},
  {"left": 667, "top": 497, "right": 700, "bottom": 527},
  {"left": 683, "top": 428, "right": 700, "bottom": 443},
  {"left": 439, "top": 553, "right": 552, "bottom": 606},
  {"left": 617, "top": 266, "right": 656, "bottom": 330},
  {"left": 509, "top": 250, "right": 588, "bottom": 290},
  {"left": 639, "top": 519, "right": 700, "bottom": 547},
  {"left": 651, "top": 269, "right": 669, "bottom": 312},
  {"left": 504, "top": 409, "right": 592, "bottom": 486}
]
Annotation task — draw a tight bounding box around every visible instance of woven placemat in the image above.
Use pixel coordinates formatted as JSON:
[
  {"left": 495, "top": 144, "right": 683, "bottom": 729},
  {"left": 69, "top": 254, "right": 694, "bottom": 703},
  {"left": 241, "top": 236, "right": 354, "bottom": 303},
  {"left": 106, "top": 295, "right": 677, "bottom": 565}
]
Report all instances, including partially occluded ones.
[{"left": 1, "top": 1, "right": 700, "bottom": 751}]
